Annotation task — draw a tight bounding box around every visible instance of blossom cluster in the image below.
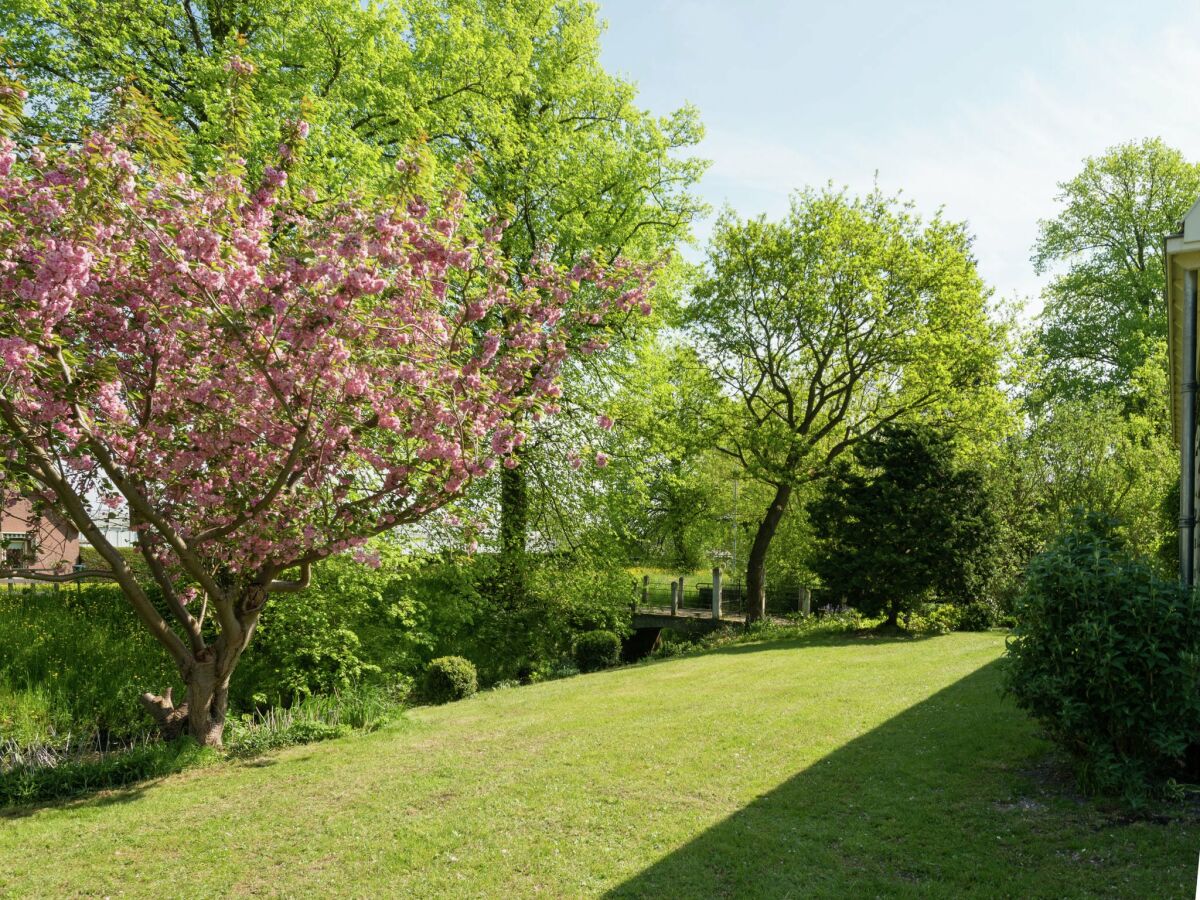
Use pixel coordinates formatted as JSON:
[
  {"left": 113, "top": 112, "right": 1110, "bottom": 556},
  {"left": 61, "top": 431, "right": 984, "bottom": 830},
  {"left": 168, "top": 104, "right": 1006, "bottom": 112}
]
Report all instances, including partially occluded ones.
[{"left": 0, "top": 128, "right": 654, "bottom": 579}]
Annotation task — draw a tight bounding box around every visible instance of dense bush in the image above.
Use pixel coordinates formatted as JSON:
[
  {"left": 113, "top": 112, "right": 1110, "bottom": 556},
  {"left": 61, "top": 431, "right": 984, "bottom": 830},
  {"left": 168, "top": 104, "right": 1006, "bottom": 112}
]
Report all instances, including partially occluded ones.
[
  {"left": 956, "top": 600, "right": 997, "bottom": 631},
  {"left": 423, "top": 656, "right": 478, "bottom": 704},
  {"left": 1004, "top": 516, "right": 1200, "bottom": 800},
  {"left": 232, "top": 544, "right": 426, "bottom": 708},
  {"left": 573, "top": 631, "right": 622, "bottom": 673},
  {"left": 900, "top": 603, "right": 963, "bottom": 635}
]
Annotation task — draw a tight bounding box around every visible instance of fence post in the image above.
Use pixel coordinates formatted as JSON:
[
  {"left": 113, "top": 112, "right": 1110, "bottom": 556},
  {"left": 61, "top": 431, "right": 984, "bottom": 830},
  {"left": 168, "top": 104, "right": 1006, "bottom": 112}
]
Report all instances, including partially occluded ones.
[
  {"left": 641, "top": 574, "right": 650, "bottom": 607},
  {"left": 676, "top": 576, "right": 685, "bottom": 610},
  {"left": 799, "top": 586, "right": 811, "bottom": 616},
  {"left": 669, "top": 580, "right": 678, "bottom": 616},
  {"left": 711, "top": 566, "right": 722, "bottom": 621}
]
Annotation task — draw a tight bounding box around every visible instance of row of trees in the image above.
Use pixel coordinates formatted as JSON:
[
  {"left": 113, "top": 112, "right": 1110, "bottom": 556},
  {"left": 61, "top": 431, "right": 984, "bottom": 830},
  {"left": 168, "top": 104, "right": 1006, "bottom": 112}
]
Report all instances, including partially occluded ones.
[{"left": 0, "top": 0, "right": 1191, "bottom": 746}]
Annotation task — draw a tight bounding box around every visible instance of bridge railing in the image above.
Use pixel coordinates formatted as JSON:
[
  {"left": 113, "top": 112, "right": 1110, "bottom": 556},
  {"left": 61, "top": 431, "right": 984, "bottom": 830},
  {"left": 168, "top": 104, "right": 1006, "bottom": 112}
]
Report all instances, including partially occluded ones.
[{"left": 637, "top": 570, "right": 815, "bottom": 619}]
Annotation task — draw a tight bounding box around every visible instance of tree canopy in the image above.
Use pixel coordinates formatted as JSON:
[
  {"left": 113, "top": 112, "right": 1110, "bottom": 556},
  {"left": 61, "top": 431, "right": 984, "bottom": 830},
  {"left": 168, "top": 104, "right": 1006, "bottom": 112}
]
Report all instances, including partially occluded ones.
[{"left": 1031, "top": 138, "right": 1200, "bottom": 406}]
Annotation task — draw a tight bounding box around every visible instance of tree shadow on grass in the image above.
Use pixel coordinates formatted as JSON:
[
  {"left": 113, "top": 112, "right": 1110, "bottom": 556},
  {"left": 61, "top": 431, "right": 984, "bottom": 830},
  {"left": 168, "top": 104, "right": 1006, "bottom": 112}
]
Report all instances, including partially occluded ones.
[
  {"left": 0, "top": 778, "right": 154, "bottom": 820},
  {"left": 702, "top": 629, "right": 943, "bottom": 656},
  {"left": 607, "top": 659, "right": 1193, "bottom": 899}
]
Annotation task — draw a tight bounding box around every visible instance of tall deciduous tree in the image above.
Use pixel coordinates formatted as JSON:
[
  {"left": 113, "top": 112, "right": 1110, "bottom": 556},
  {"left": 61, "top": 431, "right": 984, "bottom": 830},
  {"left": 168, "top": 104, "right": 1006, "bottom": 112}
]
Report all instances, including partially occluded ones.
[
  {"left": 0, "top": 126, "right": 653, "bottom": 746},
  {"left": 686, "top": 187, "right": 998, "bottom": 620},
  {"left": 1032, "top": 138, "right": 1200, "bottom": 406}
]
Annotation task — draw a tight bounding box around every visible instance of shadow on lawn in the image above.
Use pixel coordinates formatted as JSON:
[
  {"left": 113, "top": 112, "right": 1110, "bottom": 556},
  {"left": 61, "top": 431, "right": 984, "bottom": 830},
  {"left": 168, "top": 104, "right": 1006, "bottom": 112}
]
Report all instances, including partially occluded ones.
[
  {"left": 702, "top": 629, "right": 942, "bottom": 656},
  {"left": 607, "top": 659, "right": 1086, "bottom": 898},
  {"left": 0, "top": 779, "right": 153, "bottom": 820}
]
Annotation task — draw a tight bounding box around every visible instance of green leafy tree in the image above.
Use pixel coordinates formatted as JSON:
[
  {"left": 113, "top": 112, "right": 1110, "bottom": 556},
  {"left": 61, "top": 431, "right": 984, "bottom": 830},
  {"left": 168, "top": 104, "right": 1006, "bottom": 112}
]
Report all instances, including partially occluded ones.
[
  {"left": 686, "top": 187, "right": 999, "bottom": 620},
  {"left": 808, "top": 425, "right": 995, "bottom": 627},
  {"left": 1005, "top": 349, "right": 1177, "bottom": 565},
  {"left": 1032, "top": 138, "right": 1200, "bottom": 406}
]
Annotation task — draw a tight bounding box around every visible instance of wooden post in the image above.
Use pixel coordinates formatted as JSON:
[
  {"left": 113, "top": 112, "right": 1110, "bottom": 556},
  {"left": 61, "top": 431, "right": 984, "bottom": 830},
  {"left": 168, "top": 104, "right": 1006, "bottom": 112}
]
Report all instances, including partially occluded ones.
[
  {"left": 712, "top": 566, "right": 722, "bottom": 621},
  {"left": 641, "top": 574, "right": 650, "bottom": 607},
  {"left": 677, "top": 576, "right": 685, "bottom": 610},
  {"left": 670, "top": 580, "right": 679, "bottom": 616},
  {"left": 799, "top": 586, "right": 811, "bottom": 616}
]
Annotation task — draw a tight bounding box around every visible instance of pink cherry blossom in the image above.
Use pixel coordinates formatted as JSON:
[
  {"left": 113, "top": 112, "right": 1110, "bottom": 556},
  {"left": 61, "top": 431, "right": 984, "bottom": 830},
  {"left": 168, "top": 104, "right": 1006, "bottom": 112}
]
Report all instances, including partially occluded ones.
[{"left": 0, "top": 125, "right": 659, "bottom": 738}]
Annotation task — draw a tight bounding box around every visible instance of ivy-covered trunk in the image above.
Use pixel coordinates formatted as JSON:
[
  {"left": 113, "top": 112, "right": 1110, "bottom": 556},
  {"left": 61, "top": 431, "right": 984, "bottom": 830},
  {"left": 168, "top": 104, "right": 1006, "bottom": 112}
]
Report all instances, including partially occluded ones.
[
  {"left": 498, "top": 454, "right": 529, "bottom": 607},
  {"left": 745, "top": 483, "right": 792, "bottom": 623}
]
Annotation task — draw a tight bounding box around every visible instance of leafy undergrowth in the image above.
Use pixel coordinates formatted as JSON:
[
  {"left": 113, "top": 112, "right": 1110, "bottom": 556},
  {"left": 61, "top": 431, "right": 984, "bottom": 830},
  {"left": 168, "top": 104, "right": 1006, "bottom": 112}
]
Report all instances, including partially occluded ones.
[
  {"left": 0, "top": 683, "right": 401, "bottom": 806},
  {"left": 1, "top": 632, "right": 1196, "bottom": 897}
]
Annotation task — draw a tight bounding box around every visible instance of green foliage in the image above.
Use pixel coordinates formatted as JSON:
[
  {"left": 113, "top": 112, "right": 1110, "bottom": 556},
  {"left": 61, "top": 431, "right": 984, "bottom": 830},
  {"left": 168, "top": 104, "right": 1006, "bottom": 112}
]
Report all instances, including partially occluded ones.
[
  {"left": 809, "top": 425, "right": 996, "bottom": 625},
  {"left": 226, "top": 681, "right": 400, "bottom": 758},
  {"left": 233, "top": 545, "right": 422, "bottom": 707},
  {"left": 3, "top": 0, "right": 704, "bottom": 263},
  {"left": 900, "top": 603, "right": 963, "bottom": 635},
  {"left": 428, "top": 550, "right": 634, "bottom": 684},
  {"left": 1006, "top": 350, "right": 1177, "bottom": 566},
  {"left": 1032, "top": 139, "right": 1200, "bottom": 404},
  {"left": 956, "top": 600, "right": 998, "bottom": 632},
  {"left": 684, "top": 186, "right": 1001, "bottom": 604},
  {"left": 423, "top": 656, "right": 478, "bottom": 705},
  {"left": 573, "top": 631, "right": 621, "bottom": 673},
  {"left": 1004, "top": 515, "right": 1200, "bottom": 800},
  {"left": 0, "top": 586, "right": 179, "bottom": 742},
  {"left": 0, "top": 737, "right": 214, "bottom": 807}
]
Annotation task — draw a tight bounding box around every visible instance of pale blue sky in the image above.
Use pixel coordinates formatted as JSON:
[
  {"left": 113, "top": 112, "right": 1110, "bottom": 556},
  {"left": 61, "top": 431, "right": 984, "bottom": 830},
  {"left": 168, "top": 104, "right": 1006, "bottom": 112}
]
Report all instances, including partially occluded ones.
[{"left": 596, "top": 0, "right": 1200, "bottom": 308}]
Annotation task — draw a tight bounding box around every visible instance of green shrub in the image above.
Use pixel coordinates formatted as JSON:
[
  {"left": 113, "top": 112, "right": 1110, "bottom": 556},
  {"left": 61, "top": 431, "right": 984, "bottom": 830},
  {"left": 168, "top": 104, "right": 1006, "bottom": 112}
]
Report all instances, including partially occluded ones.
[
  {"left": 1004, "top": 515, "right": 1200, "bottom": 800},
  {"left": 956, "top": 600, "right": 996, "bottom": 631},
  {"left": 0, "top": 737, "right": 214, "bottom": 807},
  {"left": 573, "top": 630, "right": 621, "bottom": 673},
  {"left": 232, "top": 544, "right": 424, "bottom": 708},
  {"left": 900, "top": 602, "right": 962, "bottom": 635},
  {"left": 808, "top": 425, "right": 996, "bottom": 626},
  {"left": 423, "top": 656, "right": 477, "bottom": 704}
]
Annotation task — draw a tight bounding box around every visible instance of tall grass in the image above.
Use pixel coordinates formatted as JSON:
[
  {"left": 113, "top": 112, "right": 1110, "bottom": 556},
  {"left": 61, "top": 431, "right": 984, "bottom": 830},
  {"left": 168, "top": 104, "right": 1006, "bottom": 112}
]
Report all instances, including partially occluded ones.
[
  {"left": 0, "top": 586, "right": 178, "bottom": 745},
  {"left": 225, "top": 682, "right": 403, "bottom": 758}
]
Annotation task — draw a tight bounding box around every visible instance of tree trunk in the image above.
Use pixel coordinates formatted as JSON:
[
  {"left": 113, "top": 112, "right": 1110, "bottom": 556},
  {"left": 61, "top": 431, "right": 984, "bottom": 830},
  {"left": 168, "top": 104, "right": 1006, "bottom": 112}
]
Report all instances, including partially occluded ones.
[
  {"left": 745, "top": 483, "right": 792, "bottom": 623},
  {"left": 498, "top": 457, "right": 529, "bottom": 607},
  {"left": 140, "top": 629, "right": 251, "bottom": 749},
  {"left": 141, "top": 657, "right": 236, "bottom": 748}
]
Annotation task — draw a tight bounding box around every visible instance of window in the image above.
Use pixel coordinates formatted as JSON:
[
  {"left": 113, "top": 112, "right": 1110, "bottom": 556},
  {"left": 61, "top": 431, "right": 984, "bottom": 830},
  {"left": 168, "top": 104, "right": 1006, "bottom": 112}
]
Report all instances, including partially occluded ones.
[{"left": 2, "top": 534, "right": 32, "bottom": 569}]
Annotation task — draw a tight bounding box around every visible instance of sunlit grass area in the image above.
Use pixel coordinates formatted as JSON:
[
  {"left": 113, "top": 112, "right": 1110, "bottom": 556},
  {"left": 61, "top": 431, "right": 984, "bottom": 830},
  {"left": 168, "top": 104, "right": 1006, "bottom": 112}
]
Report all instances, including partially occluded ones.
[{"left": 1, "top": 632, "right": 1194, "bottom": 897}]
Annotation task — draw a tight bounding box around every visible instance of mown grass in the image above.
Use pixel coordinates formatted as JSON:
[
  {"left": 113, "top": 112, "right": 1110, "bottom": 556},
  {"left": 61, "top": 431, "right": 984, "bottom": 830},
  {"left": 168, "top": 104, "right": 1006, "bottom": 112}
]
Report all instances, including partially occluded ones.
[{"left": 1, "top": 632, "right": 1195, "bottom": 897}]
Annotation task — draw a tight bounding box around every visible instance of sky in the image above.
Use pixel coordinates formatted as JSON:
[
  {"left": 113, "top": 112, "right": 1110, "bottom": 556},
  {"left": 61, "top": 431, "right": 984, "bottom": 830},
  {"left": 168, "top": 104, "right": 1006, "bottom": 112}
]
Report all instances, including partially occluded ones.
[{"left": 595, "top": 0, "right": 1200, "bottom": 312}]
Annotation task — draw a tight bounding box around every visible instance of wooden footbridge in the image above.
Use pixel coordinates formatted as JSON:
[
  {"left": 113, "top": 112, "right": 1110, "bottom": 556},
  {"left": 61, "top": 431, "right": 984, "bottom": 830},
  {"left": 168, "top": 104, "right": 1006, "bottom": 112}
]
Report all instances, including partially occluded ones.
[{"left": 622, "top": 567, "right": 811, "bottom": 659}]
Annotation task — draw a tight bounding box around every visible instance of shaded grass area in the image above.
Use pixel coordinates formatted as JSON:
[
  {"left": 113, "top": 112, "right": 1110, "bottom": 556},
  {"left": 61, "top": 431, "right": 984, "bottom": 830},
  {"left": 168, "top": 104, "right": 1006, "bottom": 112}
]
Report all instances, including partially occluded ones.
[{"left": 0, "top": 633, "right": 1195, "bottom": 897}]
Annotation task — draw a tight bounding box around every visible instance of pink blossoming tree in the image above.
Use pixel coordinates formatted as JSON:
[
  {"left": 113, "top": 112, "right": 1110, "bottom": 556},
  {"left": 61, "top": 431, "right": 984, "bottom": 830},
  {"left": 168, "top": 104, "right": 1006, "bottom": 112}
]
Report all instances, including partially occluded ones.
[{"left": 0, "top": 126, "right": 652, "bottom": 746}]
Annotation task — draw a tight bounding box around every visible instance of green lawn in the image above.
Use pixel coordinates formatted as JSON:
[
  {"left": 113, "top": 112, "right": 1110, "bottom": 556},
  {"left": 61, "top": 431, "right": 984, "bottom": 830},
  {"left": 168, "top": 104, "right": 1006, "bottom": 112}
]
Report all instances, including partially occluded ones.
[{"left": 2, "top": 632, "right": 1196, "bottom": 897}]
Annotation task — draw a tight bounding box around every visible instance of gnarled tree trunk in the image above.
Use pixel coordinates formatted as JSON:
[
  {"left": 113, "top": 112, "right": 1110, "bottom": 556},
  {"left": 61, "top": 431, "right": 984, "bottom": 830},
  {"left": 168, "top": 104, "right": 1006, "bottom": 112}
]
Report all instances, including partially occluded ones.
[
  {"left": 745, "top": 482, "right": 792, "bottom": 623},
  {"left": 139, "top": 592, "right": 262, "bottom": 748},
  {"left": 140, "top": 648, "right": 242, "bottom": 748}
]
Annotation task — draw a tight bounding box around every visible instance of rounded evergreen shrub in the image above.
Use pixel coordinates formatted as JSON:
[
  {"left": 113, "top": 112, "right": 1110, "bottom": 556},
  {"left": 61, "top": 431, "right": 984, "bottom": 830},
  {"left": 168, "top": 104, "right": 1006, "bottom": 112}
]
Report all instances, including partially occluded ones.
[
  {"left": 1004, "top": 515, "right": 1200, "bottom": 799},
  {"left": 573, "top": 630, "right": 621, "bottom": 673},
  {"left": 423, "top": 656, "right": 478, "bottom": 704}
]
